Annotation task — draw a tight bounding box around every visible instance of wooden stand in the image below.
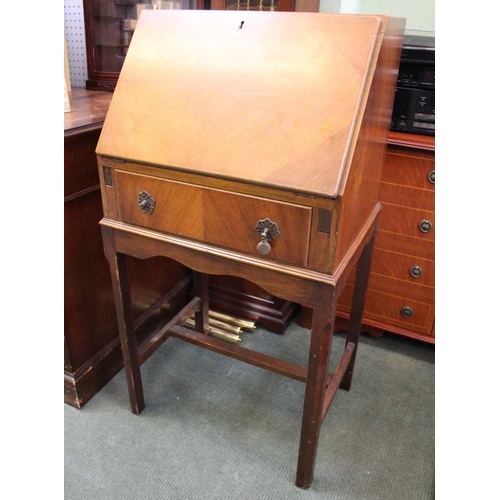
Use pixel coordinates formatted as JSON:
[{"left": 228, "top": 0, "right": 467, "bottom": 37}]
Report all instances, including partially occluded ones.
[{"left": 102, "top": 210, "right": 378, "bottom": 488}]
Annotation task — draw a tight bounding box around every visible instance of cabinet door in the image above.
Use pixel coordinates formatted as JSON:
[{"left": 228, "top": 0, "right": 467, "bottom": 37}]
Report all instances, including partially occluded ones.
[
  {"left": 210, "top": 0, "right": 294, "bottom": 11},
  {"left": 84, "top": 0, "right": 203, "bottom": 90}
]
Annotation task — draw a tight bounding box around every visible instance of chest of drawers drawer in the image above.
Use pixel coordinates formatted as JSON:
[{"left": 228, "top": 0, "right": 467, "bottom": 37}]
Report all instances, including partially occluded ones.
[
  {"left": 338, "top": 283, "right": 434, "bottom": 335},
  {"left": 370, "top": 248, "right": 435, "bottom": 287},
  {"left": 113, "top": 169, "right": 313, "bottom": 267},
  {"left": 374, "top": 230, "right": 435, "bottom": 261},
  {"left": 379, "top": 204, "right": 435, "bottom": 241},
  {"left": 382, "top": 152, "right": 435, "bottom": 190},
  {"left": 379, "top": 183, "right": 435, "bottom": 212}
]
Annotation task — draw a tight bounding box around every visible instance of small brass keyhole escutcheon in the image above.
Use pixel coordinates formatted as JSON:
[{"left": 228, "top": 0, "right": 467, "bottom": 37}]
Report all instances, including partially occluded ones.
[
  {"left": 254, "top": 218, "right": 280, "bottom": 256},
  {"left": 137, "top": 190, "right": 155, "bottom": 214}
]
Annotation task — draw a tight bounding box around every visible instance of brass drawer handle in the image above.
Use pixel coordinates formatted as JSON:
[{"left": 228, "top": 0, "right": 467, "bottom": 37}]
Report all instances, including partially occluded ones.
[
  {"left": 419, "top": 219, "right": 433, "bottom": 233},
  {"left": 401, "top": 306, "right": 414, "bottom": 318},
  {"left": 428, "top": 170, "right": 435, "bottom": 184},
  {"left": 254, "top": 218, "right": 280, "bottom": 256},
  {"left": 137, "top": 190, "right": 155, "bottom": 214},
  {"left": 409, "top": 265, "right": 423, "bottom": 278}
]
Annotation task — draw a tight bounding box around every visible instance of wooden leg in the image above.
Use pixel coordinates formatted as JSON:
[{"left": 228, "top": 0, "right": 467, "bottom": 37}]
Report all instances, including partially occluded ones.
[
  {"left": 295, "top": 291, "right": 336, "bottom": 489},
  {"left": 193, "top": 271, "right": 209, "bottom": 334},
  {"left": 103, "top": 228, "right": 144, "bottom": 415},
  {"left": 340, "top": 234, "right": 375, "bottom": 392}
]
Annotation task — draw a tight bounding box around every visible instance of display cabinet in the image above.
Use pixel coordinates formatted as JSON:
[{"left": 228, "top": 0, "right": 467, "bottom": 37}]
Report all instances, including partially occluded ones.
[
  {"left": 84, "top": 0, "right": 203, "bottom": 90},
  {"left": 210, "top": 0, "right": 294, "bottom": 10},
  {"left": 83, "top": 0, "right": 298, "bottom": 90}
]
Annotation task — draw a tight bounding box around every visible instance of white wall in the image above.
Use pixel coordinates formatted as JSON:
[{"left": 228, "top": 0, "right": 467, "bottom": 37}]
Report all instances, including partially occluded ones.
[
  {"left": 319, "top": 0, "right": 341, "bottom": 13},
  {"left": 320, "top": 0, "right": 435, "bottom": 32}
]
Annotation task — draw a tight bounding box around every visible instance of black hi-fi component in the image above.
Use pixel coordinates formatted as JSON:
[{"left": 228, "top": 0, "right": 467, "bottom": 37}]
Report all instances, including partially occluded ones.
[{"left": 390, "top": 33, "right": 435, "bottom": 136}]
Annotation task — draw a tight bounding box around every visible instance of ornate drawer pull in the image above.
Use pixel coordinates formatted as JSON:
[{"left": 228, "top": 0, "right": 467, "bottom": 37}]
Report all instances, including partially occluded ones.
[
  {"left": 428, "top": 170, "right": 435, "bottom": 184},
  {"left": 254, "top": 218, "right": 280, "bottom": 256},
  {"left": 401, "top": 306, "right": 414, "bottom": 318},
  {"left": 137, "top": 190, "right": 155, "bottom": 214},
  {"left": 409, "top": 265, "right": 423, "bottom": 278},
  {"left": 419, "top": 219, "right": 433, "bottom": 233}
]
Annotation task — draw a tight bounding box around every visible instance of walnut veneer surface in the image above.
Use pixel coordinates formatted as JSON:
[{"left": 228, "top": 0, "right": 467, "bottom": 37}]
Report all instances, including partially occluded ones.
[
  {"left": 97, "top": 11, "right": 382, "bottom": 199},
  {"left": 96, "top": 11, "right": 405, "bottom": 489}
]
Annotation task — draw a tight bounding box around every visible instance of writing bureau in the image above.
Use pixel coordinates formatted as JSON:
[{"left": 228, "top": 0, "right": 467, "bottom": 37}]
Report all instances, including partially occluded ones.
[{"left": 96, "top": 11, "right": 404, "bottom": 488}]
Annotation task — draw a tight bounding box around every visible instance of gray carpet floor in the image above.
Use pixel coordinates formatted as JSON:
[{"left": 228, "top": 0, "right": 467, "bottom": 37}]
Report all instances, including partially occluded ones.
[{"left": 65, "top": 318, "right": 435, "bottom": 499}]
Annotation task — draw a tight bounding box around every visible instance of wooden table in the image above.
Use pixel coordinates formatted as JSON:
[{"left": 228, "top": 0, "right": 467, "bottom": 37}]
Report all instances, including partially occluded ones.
[
  {"left": 64, "top": 89, "right": 190, "bottom": 408},
  {"left": 96, "top": 11, "right": 404, "bottom": 488}
]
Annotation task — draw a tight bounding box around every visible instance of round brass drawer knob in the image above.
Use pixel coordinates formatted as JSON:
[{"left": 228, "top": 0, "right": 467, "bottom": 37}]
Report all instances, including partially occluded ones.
[
  {"left": 428, "top": 170, "right": 435, "bottom": 184},
  {"left": 410, "top": 265, "right": 423, "bottom": 278},
  {"left": 419, "top": 219, "right": 433, "bottom": 233},
  {"left": 254, "top": 218, "right": 280, "bottom": 256},
  {"left": 401, "top": 306, "right": 414, "bottom": 318}
]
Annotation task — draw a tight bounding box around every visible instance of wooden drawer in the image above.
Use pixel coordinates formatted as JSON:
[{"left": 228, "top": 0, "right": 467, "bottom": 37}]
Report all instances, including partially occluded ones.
[
  {"left": 370, "top": 248, "right": 435, "bottom": 288},
  {"left": 375, "top": 230, "right": 435, "bottom": 261},
  {"left": 379, "top": 183, "right": 434, "bottom": 212},
  {"left": 338, "top": 284, "right": 434, "bottom": 335},
  {"left": 114, "top": 170, "right": 313, "bottom": 266},
  {"left": 383, "top": 151, "right": 435, "bottom": 190},
  {"left": 344, "top": 265, "right": 434, "bottom": 304},
  {"left": 379, "top": 204, "right": 435, "bottom": 241}
]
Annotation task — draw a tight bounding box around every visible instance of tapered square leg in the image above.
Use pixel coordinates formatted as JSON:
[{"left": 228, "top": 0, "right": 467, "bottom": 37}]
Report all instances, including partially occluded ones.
[
  {"left": 340, "top": 235, "right": 375, "bottom": 392},
  {"left": 102, "top": 227, "right": 144, "bottom": 415},
  {"left": 295, "top": 291, "right": 336, "bottom": 489}
]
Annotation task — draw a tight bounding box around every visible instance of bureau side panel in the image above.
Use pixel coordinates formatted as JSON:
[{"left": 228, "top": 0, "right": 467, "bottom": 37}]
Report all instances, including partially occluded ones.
[{"left": 333, "top": 16, "right": 405, "bottom": 270}]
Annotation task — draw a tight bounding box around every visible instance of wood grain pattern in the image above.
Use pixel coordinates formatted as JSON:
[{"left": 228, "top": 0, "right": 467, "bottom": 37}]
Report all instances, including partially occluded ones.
[
  {"left": 296, "top": 286, "right": 336, "bottom": 488},
  {"left": 65, "top": 129, "right": 102, "bottom": 197},
  {"left": 306, "top": 205, "right": 340, "bottom": 272},
  {"left": 378, "top": 204, "right": 435, "bottom": 241},
  {"left": 333, "top": 16, "right": 405, "bottom": 269},
  {"left": 364, "top": 273, "right": 434, "bottom": 303},
  {"left": 100, "top": 157, "right": 336, "bottom": 209},
  {"left": 369, "top": 248, "right": 435, "bottom": 287},
  {"left": 96, "top": 13, "right": 402, "bottom": 488},
  {"left": 339, "top": 233, "right": 375, "bottom": 391},
  {"left": 114, "top": 170, "right": 312, "bottom": 266},
  {"left": 64, "top": 88, "right": 113, "bottom": 132},
  {"left": 379, "top": 183, "right": 435, "bottom": 212},
  {"left": 65, "top": 90, "right": 190, "bottom": 408},
  {"left": 374, "top": 230, "right": 435, "bottom": 261},
  {"left": 97, "top": 11, "right": 382, "bottom": 198},
  {"left": 334, "top": 312, "right": 435, "bottom": 344},
  {"left": 382, "top": 151, "right": 435, "bottom": 190},
  {"left": 337, "top": 284, "right": 434, "bottom": 335},
  {"left": 107, "top": 220, "right": 321, "bottom": 306},
  {"left": 388, "top": 131, "right": 435, "bottom": 151}
]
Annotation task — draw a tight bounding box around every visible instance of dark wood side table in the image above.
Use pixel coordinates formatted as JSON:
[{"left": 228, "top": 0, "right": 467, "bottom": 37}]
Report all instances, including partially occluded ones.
[
  {"left": 96, "top": 11, "right": 404, "bottom": 488},
  {"left": 64, "top": 89, "right": 189, "bottom": 408}
]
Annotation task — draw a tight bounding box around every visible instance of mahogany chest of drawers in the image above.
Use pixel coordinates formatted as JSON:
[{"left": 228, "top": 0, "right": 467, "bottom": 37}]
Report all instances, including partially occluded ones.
[{"left": 337, "top": 133, "right": 435, "bottom": 342}]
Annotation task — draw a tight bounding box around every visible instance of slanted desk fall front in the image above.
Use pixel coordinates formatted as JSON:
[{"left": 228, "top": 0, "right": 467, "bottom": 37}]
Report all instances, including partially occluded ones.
[{"left": 96, "top": 10, "right": 404, "bottom": 489}]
